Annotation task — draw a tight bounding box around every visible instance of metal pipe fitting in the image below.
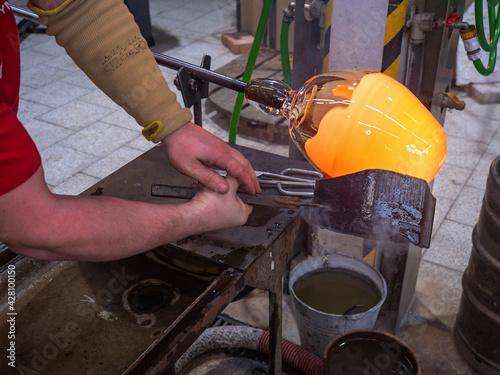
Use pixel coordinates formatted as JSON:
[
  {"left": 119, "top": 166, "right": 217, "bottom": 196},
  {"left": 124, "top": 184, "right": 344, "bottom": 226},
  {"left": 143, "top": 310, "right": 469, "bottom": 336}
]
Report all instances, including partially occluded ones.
[
  {"left": 460, "top": 24, "right": 482, "bottom": 62},
  {"left": 406, "top": 9, "right": 441, "bottom": 44},
  {"left": 283, "top": 2, "right": 296, "bottom": 23},
  {"left": 307, "top": 0, "right": 327, "bottom": 28}
]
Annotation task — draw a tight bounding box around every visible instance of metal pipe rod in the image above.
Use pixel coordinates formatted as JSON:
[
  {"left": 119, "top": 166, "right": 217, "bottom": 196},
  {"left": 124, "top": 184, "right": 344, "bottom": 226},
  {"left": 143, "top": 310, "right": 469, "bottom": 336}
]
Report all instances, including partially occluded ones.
[
  {"left": 11, "top": 4, "right": 39, "bottom": 23},
  {"left": 152, "top": 52, "right": 246, "bottom": 93},
  {"left": 11, "top": 4, "right": 248, "bottom": 93}
]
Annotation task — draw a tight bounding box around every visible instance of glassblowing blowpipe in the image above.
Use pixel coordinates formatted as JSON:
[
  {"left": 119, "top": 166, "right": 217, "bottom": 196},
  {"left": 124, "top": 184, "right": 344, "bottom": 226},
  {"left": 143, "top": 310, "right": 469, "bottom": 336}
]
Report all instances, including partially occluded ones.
[{"left": 244, "top": 69, "right": 447, "bottom": 183}]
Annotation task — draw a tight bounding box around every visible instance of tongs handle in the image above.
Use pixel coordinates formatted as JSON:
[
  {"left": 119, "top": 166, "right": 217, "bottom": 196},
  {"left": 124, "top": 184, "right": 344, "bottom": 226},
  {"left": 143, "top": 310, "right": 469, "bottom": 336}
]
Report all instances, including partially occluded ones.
[{"left": 151, "top": 184, "right": 327, "bottom": 209}]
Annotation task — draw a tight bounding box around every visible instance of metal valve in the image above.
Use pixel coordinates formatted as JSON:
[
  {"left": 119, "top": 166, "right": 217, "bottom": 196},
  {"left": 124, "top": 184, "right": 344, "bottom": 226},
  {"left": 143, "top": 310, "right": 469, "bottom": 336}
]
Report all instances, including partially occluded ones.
[
  {"left": 406, "top": 7, "right": 441, "bottom": 44},
  {"left": 441, "top": 92, "right": 466, "bottom": 111}
]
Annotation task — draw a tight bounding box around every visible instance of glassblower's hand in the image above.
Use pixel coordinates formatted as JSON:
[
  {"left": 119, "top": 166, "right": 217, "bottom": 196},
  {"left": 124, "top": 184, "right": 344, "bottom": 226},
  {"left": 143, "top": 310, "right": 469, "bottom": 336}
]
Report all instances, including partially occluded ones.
[
  {"left": 190, "top": 175, "right": 253, "bottom": 230},
  {"left": 162, "top": 122, "right": 261, "bottom": 195}
]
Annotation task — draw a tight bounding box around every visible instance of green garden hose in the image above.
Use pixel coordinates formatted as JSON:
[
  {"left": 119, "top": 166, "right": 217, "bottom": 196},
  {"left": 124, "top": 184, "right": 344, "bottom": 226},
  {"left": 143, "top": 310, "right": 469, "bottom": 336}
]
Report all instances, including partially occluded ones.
[
  {"left": 473, "top": 0, "right": 500, "bottom": 75},
  {"left": 228, "top": 0, "right": 274, "bottom": 144}
]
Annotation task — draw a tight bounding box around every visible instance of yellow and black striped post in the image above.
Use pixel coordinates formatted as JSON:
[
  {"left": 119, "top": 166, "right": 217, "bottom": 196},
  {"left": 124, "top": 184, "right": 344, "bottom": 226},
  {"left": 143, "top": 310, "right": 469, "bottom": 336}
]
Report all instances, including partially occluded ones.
[
  {"left": 382, "top": 0, "right": 408, "bottom": 79},
  {"left": 322, "top": 0, "right": 333, "bottom": 73}
]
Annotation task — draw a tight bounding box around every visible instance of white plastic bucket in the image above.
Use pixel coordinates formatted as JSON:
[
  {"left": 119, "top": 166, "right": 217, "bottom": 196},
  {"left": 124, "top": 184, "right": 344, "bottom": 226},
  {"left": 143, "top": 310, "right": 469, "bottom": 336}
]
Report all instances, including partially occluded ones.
[{"left": 289, "top": 252, "right": 387, "bottom": 356}]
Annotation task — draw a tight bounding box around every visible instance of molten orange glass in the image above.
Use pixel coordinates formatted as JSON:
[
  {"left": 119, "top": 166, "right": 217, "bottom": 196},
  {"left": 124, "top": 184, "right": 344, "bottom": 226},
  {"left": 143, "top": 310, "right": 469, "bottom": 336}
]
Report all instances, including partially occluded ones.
[
  {"left": 245, "top": 70, "right": 447, "bottom": 183},
  {"left": 301, "top": 71, "right": 447, "bottom": 182}
]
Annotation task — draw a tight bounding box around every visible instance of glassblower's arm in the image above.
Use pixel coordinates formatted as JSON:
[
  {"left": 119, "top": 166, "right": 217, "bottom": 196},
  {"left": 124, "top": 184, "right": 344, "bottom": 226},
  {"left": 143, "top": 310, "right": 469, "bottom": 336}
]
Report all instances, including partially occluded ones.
[{"left": 27, "top": 0, "right": 192, "bottom": 143}]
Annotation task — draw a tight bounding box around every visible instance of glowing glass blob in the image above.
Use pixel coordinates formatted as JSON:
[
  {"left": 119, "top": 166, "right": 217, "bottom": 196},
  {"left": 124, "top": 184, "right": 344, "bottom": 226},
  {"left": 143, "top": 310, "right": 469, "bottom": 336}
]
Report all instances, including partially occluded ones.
[{"left": 244, "top": 70, "right": 447, "bottom": 183}]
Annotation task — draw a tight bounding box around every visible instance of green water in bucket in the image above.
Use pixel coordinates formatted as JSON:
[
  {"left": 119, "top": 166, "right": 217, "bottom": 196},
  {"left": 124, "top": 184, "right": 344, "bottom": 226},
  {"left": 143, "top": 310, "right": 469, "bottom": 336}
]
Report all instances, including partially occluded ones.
[{"left": 293, "top": 270, "right": 380, "bottom": 315}]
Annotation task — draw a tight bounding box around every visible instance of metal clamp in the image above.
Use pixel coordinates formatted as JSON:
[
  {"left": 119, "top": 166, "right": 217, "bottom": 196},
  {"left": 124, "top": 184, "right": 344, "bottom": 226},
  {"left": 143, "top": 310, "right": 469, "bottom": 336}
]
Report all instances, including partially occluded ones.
[{"left": 174, "top": 55, "right": 211, "bottom": 126}]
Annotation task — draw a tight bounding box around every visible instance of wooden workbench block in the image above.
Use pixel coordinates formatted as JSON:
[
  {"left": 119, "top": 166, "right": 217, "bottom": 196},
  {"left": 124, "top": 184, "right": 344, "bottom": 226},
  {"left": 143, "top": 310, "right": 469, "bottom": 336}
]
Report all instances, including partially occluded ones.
[{"left": 222, "top": 31, "right": 255, "bottom": 54}]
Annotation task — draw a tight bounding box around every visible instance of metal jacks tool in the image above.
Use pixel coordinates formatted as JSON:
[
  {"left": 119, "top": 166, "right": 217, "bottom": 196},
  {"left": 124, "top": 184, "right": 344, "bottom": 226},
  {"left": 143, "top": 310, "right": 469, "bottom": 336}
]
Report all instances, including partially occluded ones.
[{"left": 150, "top": 184, "right": 326, "bottom": 209}]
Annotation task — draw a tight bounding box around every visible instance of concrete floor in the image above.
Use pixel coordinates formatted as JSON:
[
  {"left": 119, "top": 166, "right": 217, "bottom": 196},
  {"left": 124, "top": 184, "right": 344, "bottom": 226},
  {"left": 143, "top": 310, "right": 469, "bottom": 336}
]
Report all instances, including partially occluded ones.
[{"left": 13, "top": 0, "right": 500, "bottom": 373}]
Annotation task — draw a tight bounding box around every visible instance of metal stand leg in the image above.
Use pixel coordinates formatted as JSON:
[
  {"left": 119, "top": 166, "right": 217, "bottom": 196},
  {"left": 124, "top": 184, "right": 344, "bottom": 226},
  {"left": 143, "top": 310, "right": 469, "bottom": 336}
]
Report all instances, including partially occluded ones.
[
  {"left": 269, "top": 291, "right": 283, "bottom": 375},
  {"left": 245, "top": 218, "right": 301, "bottom": 375},
  {"left": 373, "top": 241, "right": 422, "bottom": 334}
]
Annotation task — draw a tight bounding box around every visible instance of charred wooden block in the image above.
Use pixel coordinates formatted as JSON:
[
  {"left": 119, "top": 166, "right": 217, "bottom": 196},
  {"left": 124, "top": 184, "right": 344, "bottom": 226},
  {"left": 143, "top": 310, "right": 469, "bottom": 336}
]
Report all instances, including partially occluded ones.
[{"left": 301, "top": 169, "right": 436, "bottom": 247}]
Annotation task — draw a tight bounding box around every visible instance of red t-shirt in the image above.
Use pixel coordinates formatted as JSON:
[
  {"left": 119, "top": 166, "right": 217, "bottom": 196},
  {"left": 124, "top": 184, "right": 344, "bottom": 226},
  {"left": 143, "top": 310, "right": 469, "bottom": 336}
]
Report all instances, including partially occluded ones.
[{"left": 0, "top": 1, "right": 41, "bottom": 196}]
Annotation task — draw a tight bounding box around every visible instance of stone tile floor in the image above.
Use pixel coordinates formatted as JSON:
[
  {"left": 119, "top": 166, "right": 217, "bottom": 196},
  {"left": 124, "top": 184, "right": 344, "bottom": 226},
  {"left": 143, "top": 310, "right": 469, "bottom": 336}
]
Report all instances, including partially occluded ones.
[{"left": 13, "top": 0, "right": 500, "bottom": 373}]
